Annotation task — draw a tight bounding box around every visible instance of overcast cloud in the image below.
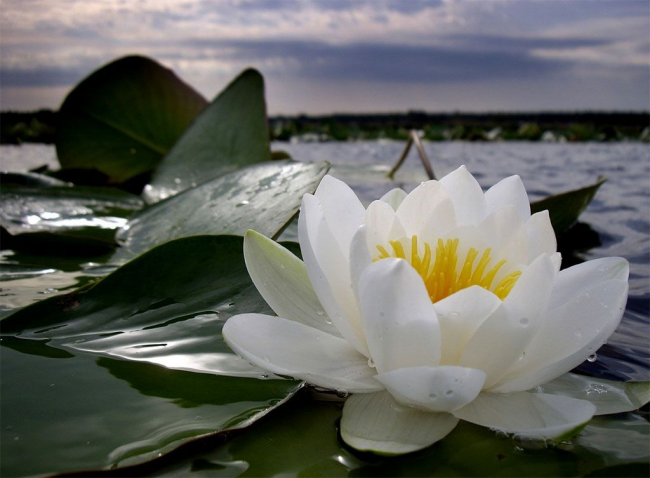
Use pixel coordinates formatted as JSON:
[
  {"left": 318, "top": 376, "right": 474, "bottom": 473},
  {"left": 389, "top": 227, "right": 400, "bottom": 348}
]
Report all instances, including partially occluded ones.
[{"left": 0, "top": 0, "right": 648, "bottom": 113}]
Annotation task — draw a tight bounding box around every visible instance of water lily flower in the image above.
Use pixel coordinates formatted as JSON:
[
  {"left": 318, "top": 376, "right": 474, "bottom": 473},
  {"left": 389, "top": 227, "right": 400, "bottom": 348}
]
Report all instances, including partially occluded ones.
[{"left": 223, "top": 166, "right": 644, "bottom": 455}]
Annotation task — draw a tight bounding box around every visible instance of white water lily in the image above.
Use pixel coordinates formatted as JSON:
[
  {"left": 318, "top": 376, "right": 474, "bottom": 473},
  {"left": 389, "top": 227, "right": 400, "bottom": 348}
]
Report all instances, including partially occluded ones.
[{"left": 223, "top": 166, "right": 646, "bottom": 455}]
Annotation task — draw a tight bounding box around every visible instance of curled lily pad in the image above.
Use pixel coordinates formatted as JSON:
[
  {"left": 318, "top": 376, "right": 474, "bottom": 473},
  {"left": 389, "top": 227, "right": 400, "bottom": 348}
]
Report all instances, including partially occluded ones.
[
  {"left": 143, "top": 69, "right": 271, "bottom": 204},
  {"left": 116, "top": 160, "right": 329, "bottom": 258},
  {"left": 531, "top": 177, "right": 606, "bottom": 236},
  {"left": 56, "top": 56, "right": 207, "bottom": 183}
]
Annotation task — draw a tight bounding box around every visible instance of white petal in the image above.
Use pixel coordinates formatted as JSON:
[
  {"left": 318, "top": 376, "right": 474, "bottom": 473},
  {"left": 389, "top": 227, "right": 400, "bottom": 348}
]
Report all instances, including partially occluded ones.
[
  {"left": 299, "top": 194, "right": 369, "bottom": 356},
  {"left": 535, "top": 373, "right": 650, "bottom": 416},
  {"left": 376, "top": 366, "right": 486, "bottom": 412},
  {"left": 349, "top": 225, "right": 372, "bottom": 298},
  {"left": 362, "top": 200, "right": 406, "bottom": 253},
  {"left": 434, "top": 286, "right": 502, "bottom": 364},
  {"left": 439, "top": 166, "right": 487, "bottom": 225},
  {"left": 222, "top": 314, "right": 381, "bottom": 392},
  {"left": 478, "top": 206, "right": 529, "bottom": 266},
  {"left": 341, "top": 391, "right": 459, "bottom": 455},
  {"left": 315, "top": 175, "right": 365, "bottom": 253},
  {"left": 550, "top": 252, "right": 562, "bottom": 271},
  {"left": 548, "top": 257, "right": 629, "bottom": 311},
  {"left": 484, "top": 175, "right": 530, "bottom": 220},
  {"left": 380, "top": 188, "right": 408, "bottom": 211},
  {"left": 358, "top": 259, "right": 441, "bottom": 374},
  {"left": 492, "top": 278, "right": 628, "bottom": 393},
  {"left": 459, "top": 254, "right": 556, "bottom": 388},
  {"left": 243, "top": 230, "right": 339, "bottom": 336},
  {"left": 526, "top": 210, "right": 557, "bottom": 261},
  {"left": 453, "top": 391, "right": 596, "bottom": 440},
  {"left": 396, "top": 180, "right": 456, "bottom": 237}
]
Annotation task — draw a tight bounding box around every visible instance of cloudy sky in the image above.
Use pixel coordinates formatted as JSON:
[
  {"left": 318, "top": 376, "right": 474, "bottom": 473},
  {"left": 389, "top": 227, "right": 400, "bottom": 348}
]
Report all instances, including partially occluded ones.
[{"left": 1, "top": 0, "right": 648, "bottom": 114}]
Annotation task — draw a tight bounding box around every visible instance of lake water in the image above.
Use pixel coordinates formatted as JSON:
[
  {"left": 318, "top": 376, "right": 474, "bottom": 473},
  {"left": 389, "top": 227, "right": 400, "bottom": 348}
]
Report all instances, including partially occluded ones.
[
  {"left": 1, "top": 142, "right": 649, "bottom": 477},
  {"left": 2, "top": 141, "right": 649, "bottom": 382}
]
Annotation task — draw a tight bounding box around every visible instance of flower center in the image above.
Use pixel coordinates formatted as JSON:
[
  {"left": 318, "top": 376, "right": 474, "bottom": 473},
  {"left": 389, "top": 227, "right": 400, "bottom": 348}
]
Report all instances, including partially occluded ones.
[{"left": 375, "top": 236, "right": 521, "bottom": 302}]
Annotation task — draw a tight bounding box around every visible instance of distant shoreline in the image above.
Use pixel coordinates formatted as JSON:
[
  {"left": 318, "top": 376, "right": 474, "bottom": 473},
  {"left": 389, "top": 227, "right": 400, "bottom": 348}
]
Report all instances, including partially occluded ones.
[{"left": 2, "top": 109, "right": 649, "bottom": 144}]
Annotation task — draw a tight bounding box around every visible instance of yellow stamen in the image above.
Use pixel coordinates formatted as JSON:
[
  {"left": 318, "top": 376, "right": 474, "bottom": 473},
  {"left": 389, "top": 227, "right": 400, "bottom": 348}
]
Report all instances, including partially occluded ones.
[{"left": 374, "top": 235, "right": 522, "bottom": 303}]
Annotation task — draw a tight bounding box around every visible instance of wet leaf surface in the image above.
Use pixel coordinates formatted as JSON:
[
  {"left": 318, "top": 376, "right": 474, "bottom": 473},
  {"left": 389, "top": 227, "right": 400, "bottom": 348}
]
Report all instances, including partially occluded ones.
[
  {"left": 116, "top": 161, "right": 329, "bottom": 258},
  {"left": 0, "top": 236, "right": 302, "bottom": 477},
  {"left": 0, "top": 346, "right": 300, "bottom": 477},
  {"left": 0, "top": 184, "right": 144, "bottom": 250},
  {"left": 62, "top": 391, "right": 649, "bottom": 478}
]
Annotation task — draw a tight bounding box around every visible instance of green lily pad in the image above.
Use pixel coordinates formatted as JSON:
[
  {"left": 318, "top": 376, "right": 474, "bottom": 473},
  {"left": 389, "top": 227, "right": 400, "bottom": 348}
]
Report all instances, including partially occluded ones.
[
  {"left": 0, "top": 347, "right": 300, "bottom": 477},
  {"left": 0, "top": 249, "right": 115, "bottom": 315},
  {"left": 143, "top": 69, "right": 271, "bottom": 204},
  {"left": 0, "top": 184, "right": 144, "bottom": 251},
  {"left": 531, "top": 177, "right": 606, "bottom": 236},
  {"left": 56, "top": 56, "right": 208, "bottom": 183},
  {"left": 116, "top": 160, "right": 329, "bottom": 258},
  {"left": 0, "top": 236, "right": 302, "bottom": 376},
  {"left": 111, "top": 392, "right": 648, "bottom": 477},
  {"left": 0, "top": 235, "right": 302, "bottom": 477}
]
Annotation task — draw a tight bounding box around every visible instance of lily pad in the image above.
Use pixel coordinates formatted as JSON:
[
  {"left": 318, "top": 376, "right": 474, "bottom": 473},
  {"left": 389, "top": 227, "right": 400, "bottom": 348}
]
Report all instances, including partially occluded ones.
[
  {"left": 95, "top": 391, "right": 649, "bottom": 477},
  {"left": 143, "top": 69, "right": 271, "bottom": 204},
  {"left": 531, "top": 177, "right": 606, "bottom": 236},
  {"left": 0, "top": 346, "right": 300, "bottom": 477},
  {"left": 116, "top": 160, "right": 329, "bottom": 258},
  {"left": 0, "top": 249, "right": 115, "bottom": 315},
  {"left": 0, "top": 184, "right": 144, "bottom": 251},
  {"left": 1, "top": 236, "right": 295, "bottom": 375},
  {"left": 0, "top": 235, "right": 302, "bottom": 477},
  {"left": 56, "top": 56, "right": 208, "bottom": 183}
]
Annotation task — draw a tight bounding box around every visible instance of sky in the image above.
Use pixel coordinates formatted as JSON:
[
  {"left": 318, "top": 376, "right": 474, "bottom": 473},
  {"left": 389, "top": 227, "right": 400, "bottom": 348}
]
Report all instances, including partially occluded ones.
[{"left": 1, "top": 0, "right": 648, "bottom": 114}]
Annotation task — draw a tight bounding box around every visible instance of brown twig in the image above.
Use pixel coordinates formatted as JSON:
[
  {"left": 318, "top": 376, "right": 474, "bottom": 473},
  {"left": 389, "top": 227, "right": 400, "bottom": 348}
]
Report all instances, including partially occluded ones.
[{"left": 387, "top": 130, "right": 436, "bottom": 180}]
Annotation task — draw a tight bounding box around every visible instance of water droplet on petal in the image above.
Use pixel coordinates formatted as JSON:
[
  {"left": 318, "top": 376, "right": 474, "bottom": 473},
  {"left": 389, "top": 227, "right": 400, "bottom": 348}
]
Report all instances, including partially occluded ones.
[
  {"left": 367, "top": 358, "right": 375, "bottom": 368},
  {"left": 445, "top": 390, "right": 454, "bottom": 397},
  {"left": 587, "top": 354, "right": 597, "bottom": 362},
  {"left": 316, "top": 310, "right": 325, "bottom": 316},
  {"left": 519, "top": 317, "right": 530, "bottom": 326}
]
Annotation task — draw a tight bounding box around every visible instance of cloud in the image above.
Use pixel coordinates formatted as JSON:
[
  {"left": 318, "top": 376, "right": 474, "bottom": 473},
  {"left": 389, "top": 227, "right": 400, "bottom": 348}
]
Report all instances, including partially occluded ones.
[
  {"left": 0, "top": 0, "right": 647, "bottom": 112},
  {"left": 183, "top": 37, "right": 577, "bottom": 84}
]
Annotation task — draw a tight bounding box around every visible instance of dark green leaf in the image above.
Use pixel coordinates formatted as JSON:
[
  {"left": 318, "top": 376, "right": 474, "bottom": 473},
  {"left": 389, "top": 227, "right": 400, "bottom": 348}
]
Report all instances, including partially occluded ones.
[
  {"left": 0, "top": 347, "right": 300, "bottom": 477},
  {"left": 143, "top": 69, "right": 271, "bottom": 204},
  {"left": 116, "top": 160, "right": 329, "bottom": 258},
  {"left": 117, "top": 392, "right": 649, "bottom": 478},
  {"left": 531, "top": 177, "right": 606, "bottom": 236},
  {"left": 0, "top": 235, "right": 302, "bottom": 476},
  {"left": 0, "top": 249, "right": 115, "bottom": 315},
  {"left": 56, "top": 56, "right": 207, "bottom": 183},
  {"left": 0, "top": 185, "right": 144, "bottom": 250},
  {"left": 0, "top": 235, "right": 297, "bottom": 376}
]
